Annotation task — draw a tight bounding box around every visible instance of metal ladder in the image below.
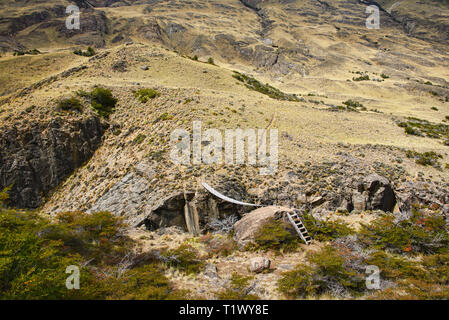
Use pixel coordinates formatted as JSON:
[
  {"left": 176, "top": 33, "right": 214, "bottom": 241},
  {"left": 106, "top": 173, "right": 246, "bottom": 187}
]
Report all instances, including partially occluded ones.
[{"left": 286, "top": 211, "right": 312, "bottom": 245}]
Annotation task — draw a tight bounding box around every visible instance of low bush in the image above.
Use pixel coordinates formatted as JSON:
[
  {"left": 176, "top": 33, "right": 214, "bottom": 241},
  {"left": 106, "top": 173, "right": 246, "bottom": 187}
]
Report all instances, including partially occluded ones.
[
  {"left": 301, "top": 212, "right": 355, "bottom": 242},
  {"left": 73, "top": 47, "right": 96, "bottom": 57},
  {"left": 217, "top": 272, "right": 259, "bottom": 300},
  {"left": 153, "top": 112, "right": 173, "bottom": 123},
  {"left": 405, "top": 150, "right": 442, "bottom": 167},
  {"left": 133, "top": 134, "right": 146, "bottom": 145},
  {"left": 90, "top": 87, "right": 118, "bottom": 118},
  {"left": 161, "top": 244, "right": 204, "bottom": 275},
  {"left": 278, "top": 246, "right": 365, "bottom": 298},
  {"left": 342, "top": 100, "right": 366, "bottom": 111},
  {"left": 353, "top": 75, "right": 370, "bottom": 81},
  {"left": 232, "top": 71, "right": 301, "bottom": 102},
  {"left": 13, "top": 49, "right": 40, "bottom": 56},
  {"left": 397, "top": 117, "right": 449, "bottom": 143},
  {"left": 359, "top": 210, "right": 449, "bottom": 255},
  {"left": 247, "top": 218, "right": 300, "bottom": 253},
  {"left": 0, "top": 189, "right": 185, "bottom": 299},
  {"left": 134, "top": 88, "right": 160, "bottom": 103},
  {"left": 57, "top": 97, "right": 83, "bottom": 113}
]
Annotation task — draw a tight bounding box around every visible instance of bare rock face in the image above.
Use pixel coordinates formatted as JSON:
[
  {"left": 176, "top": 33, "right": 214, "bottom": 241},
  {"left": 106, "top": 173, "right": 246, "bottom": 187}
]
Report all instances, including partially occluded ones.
[
  {"left": 352, "top": 173, "right": 396, "bottom": 212},
  {"left": 249, "top": 257, "right": 270, "bottom": 273},
  {"left": 233, "top": 206, "right": 295, "bottom": 249},
  {"left": 0, "top": 116, "right": 107, "bottom": 208}
]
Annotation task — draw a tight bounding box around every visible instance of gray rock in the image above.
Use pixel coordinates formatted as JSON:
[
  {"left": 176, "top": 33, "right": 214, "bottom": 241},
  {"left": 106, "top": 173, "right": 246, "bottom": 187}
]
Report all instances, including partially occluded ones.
[
  {"left": 354, "top": 173, "right": 396, "bottom": 212},
  {"left": 204, "top": 263, "right": 220, "bottom": 279},
  {"left": 352, "top": 192, "right": 367, "bottom": 211},
  {"left": 249, "top": 257, "right": 270, "bottom": 273}
]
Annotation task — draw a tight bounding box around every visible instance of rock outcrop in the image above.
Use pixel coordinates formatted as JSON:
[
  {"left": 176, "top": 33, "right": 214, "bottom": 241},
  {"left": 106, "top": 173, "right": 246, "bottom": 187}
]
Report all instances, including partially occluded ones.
[
  {"left": 0, "top": 116, "right": 107, "bottom": 208},
  {"left": 353, "top": 173, "right": 397, "bottom": 212}
]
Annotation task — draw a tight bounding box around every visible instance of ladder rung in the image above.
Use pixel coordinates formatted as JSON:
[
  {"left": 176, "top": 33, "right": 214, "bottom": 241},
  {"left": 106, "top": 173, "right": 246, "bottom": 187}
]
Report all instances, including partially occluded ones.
[{"left": 286, "top": 212, "right": 312, "bottom": 245}]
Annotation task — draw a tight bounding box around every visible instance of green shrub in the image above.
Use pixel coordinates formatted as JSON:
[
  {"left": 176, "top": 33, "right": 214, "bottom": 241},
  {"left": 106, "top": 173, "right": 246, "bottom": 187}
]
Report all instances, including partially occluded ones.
[
  {"left": 161, "top": 244, "right": 204, "bottom": 275},
  {"left": 105, "top": 264, "right": 188, "bottom": 300},
  {"left": 153, "top": 112, "right": 173, "bottom": 123},
  {"left": 278, "top": 246, "right": 365, "bottom": 298},
  {"left": 398, "top": 117, "right": 449, "bottom": 142},
  {"left": 247, "top": 218, "right": 300, "bottom": 252},
  {"left": 301, "top": 212, "right": 355, "bottom": 242},
  {"left": 431, "top": 107, "right": 439, "bottom": 111},
  {"left": 217, "top": 272, "right": 259, "bottom": 300},
  {"left": 207, "top": 57, "right": 215, "bottom": 65},
  {"left": 353, "top": 75, "right": 370, "bottom": 81},
  {"left": 90, "top": 87, "right": 118, "bottom": 118},
  {"left": 342, "top": 100, "right": 365, "bottom": 111},
  {"left": 405, "top": 150, "right": 442, "bottom": 167},
  {"left": 57, "top": 97, "right": 83, "bottom": 113},
  {"left": 0, "top": 209, "right": 125, "bottom": 299},
  {"left": 359, "top": 210, "right": 449, "bottom": 254},
  {"left": 232, "top": 71, "right": 301, "bottom": 102},
  {"left": 368, "top": 251, "right": 449, "bottom": 300},
  {"left": 380, "top": 73, "right": 389, "bottom": 79},
  {"left": 0, "top": 187, "right": 11, "bottom": 206},
  {"left": 13, "top": 49, "right": 40, "bottom": 56},
  {"left": 133, "top": 134, "right": 146, "bottom": 145},
  {"left": 0, "top": 205, "right": 188, "bottom": 299},
  {"left": 134, "top": 88, "right": 160, "bottom": 103},
  {"left": 365, "top": 251, "right": 424, "bottom": 280},
  {"left": 74, "top": 47, "right": 96, "bottom": 57},
  {"left": 404, "top": 126, "right": 421, "bottom": 136}
]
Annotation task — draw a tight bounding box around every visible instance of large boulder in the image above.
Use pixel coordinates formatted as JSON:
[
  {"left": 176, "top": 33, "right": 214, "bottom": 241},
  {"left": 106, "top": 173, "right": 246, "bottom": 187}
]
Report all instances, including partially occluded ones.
[
  {"left": 233, "top": 206, "right": 295, "bottom": 249},
  {"left": 352, "top": 173, "right": 396, "bottom": 212}
]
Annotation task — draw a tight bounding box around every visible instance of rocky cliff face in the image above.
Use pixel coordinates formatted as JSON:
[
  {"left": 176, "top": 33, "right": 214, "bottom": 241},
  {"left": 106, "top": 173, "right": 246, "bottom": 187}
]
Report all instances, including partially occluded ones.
[{"left": 0, "top": 116, "right": 108, "bottom": 208}]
